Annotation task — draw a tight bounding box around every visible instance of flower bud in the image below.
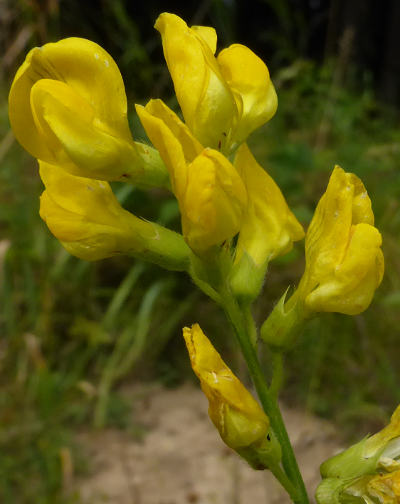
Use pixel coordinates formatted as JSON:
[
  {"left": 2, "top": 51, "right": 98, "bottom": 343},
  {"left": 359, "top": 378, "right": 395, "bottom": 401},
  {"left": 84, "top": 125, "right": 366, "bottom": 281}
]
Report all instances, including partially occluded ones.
[
  {"left": 183, "top": 323, "right": 281, "bottom": 469},
  {"left": 9, "top": 38, "right": 168, "bottom": 187},
  {"left": 39, "top": 161, "right": 190, "bottom": 269}
]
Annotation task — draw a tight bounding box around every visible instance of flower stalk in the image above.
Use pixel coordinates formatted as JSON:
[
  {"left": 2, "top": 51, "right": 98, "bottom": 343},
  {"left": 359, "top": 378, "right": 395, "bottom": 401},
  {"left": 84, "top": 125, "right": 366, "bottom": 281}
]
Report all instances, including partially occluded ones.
[{"left": 220, "top": 292, "right": 310, "bottom": 504}]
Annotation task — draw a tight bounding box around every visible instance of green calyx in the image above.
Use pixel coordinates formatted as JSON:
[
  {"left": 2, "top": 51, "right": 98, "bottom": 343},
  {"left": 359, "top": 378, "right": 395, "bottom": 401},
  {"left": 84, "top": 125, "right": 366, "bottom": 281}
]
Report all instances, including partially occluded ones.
[
  {"left": 260, "top": 288, "right": 306, "bottom": 350},
  {"left": 236, "top": 429, "right": 282, "bottom": 471},
  {"left": 128, "top": 221, "right": 191, "bottom": 272},
  {"left": 320, "top": 437, "right": 384, "bottom": 480},
  {"left": 230, "top": 252, "right": 268, "bottom": 303},
  {"left": 124, "top": 142, "right": 171, "bottom": 190}
]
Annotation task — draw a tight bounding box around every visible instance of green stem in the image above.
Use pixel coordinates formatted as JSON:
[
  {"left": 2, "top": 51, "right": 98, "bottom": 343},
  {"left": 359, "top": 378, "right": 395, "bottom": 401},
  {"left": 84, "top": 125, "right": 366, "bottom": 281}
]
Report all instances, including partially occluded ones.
[
  {"left": 269, "top": 462, "right": 299, "bottom": 500},
  {"left": 270, "top": 352, "right": 284, "bottom": 399},
  {"left": 222, "top": 294, "right": 310, "bottom": 504},
  {"left": 241, "top": 302, "right": 258, "bottom": 347}
]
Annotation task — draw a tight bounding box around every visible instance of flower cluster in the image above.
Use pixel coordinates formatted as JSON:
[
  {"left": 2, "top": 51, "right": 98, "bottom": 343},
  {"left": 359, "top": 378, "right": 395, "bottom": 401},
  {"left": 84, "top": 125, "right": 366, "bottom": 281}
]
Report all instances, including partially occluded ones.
[
  {"left": 9, "top": 11, "right": 385, "bottom": 482},
  {"left": 9, "top": 13, "right": 305, "bottom": 279}
]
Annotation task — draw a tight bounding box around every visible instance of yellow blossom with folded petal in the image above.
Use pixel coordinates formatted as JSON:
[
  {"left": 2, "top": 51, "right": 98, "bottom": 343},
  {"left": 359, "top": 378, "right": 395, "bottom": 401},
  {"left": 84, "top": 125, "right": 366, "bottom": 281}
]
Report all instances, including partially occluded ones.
[
  {"left": 136, "top": 100, "right": 247, "bottom": 253},
  {"left": 262, "top": 165, "right": 384, "bottom": 348},
  {"left": 297, "top": 165, "right": 384, "bottom": 315},
  {"left": 231, "top": 143, "right": 304, "bottom": 300},
  {"left": 183, "top": 324, "right": 281, "bottom": 468},
  {"left": 39, "top": 161, "right": 189, "bottom": 269},
  {"left": 217, "top": 44, "right": 278, "bottom": 145},
  {"left": 9, "top": 38, "right": 168, "bottom": 187},
  {"left": 155, "top": 13, "right": 277, "bottom": 152}
]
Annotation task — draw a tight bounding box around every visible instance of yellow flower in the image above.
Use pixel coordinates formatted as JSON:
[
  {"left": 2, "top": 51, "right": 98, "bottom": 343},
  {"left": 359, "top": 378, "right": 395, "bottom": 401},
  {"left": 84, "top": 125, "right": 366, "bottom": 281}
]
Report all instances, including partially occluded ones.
[
  {"left": 183, "top": 323, "right": 281, "bottom": 468},
  {"left": 297, "top": 165, "right": 383, "bottom": 316},
  {"left": 39, "top": 161, "right": 189, "bottom": 269},
  {"left": 136, "top": 100, "right": 247, "bottom": 253},
  {"left": 261, "top": 165, "right": 383, "bottom": 348},
  {"left": 231, "top": 143, "right": 304, "bottom": 300},
  {"left": 9, "top": 38, "right": 168, "bottom": 187},
  {"left": 155, "top": 12, "right": 277, "bottom": 152}
]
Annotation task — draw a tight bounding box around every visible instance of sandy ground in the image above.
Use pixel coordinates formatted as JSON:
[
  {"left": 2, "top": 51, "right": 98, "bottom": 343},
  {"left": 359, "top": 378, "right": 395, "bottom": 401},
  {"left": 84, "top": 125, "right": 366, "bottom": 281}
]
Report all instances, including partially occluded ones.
[{"left": 75, "top": 384, "right": 343, "bottom": 504}]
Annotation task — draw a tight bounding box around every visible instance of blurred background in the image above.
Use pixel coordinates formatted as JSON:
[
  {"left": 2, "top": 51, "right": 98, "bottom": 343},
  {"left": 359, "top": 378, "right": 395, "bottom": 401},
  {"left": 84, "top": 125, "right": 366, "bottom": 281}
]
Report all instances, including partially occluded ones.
[{"left": 1, "top": 0, "right": 400, "bottom": 502}]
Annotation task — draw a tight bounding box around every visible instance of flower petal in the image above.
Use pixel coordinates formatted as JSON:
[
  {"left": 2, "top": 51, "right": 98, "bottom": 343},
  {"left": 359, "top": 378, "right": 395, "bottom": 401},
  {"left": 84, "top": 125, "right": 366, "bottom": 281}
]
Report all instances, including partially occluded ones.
[
  {"left": 142, "top": 99, "right": 203, "bottom": 163},
  {"left": 217, "top": 44, "right": 277, "bottom": 144},
  {"left": 155, "top": 12, "right": 237, "bottom": 150},
  {"left": 305, "top": 223, "right": 384, "bottom": 315},
  {"left": 191, "top": 25, "right": 217, "bottom": 54},
  {"left": 136, "top": 102, "right": 188, "bottom": 197},
  {"left": 182, "top": 148, "right": 247, "bottom": 251},
  {"left": 31, "top": 79, "right": 139, "bottom": 180},
  {"left": 234, "top": 143, "right": 304, "bottom": 266},
  {"left": 9, "top": 37, "right": 131, "bottom": 160}
]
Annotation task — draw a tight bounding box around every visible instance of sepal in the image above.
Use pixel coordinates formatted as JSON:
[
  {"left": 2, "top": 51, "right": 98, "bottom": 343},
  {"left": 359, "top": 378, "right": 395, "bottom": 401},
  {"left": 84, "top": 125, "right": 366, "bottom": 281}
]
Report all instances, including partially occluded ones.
[
  {"left": 320, "top": 437, "right": 383, "bottom": 480},
  {"left": 315, "top": 478, "right": 354, "bottom": 504},
  {"left": 260, "top": 289, "right": 306, "bottom": 350}
]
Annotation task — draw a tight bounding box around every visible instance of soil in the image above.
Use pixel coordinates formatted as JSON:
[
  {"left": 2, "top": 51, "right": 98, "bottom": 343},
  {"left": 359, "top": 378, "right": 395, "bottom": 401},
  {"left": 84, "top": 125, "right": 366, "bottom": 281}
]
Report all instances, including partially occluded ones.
[{"left": 75, "top": 384, "right": 343, "bottom": 504}]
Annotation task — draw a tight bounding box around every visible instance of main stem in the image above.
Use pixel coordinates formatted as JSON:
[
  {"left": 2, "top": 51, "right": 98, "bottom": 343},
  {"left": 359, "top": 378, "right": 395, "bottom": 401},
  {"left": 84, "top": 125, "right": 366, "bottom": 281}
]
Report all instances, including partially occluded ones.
[{"left": 222, "top": 295, "right": 310, "bottom": 504}]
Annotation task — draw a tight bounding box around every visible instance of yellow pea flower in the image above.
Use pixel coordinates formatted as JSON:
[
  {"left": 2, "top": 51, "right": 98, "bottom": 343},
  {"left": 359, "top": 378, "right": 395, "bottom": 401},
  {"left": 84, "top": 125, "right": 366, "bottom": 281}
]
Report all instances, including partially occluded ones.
[
  {"left": 9, "top": 38, "right": 168, "bottom": 188},
  {"left": 39, "top": 161, "right": 190, "bottom": 269},
  {"left": 231, "top": 143, "right": 304, "bottom": 300},
  {"left": 298, "top": 165, "right": 384, "bottom": 315},
  {"left": 262, "top": 166, "right": 383, "bottom": 348},
  {"left": 136, "top": 100, "right": 247, "bottom": 253},
  {"left": 183, "top": 323, "right": 281, "bottom": 469},
  {"left": 155, "top": 13, "right": 277, "bottom": 152}
]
